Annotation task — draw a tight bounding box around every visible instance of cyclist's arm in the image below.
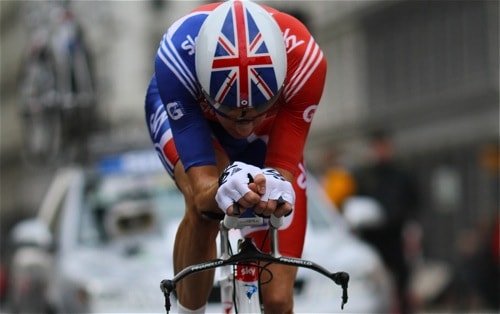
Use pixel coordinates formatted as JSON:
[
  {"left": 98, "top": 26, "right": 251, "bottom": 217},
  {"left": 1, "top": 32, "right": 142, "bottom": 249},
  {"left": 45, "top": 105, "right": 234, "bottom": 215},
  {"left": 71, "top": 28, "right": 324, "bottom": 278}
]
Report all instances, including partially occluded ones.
[
  {"left": 271, "top": 167, "right": 294, "bottom": 183},
  {"left": 265, "top": 12, "right": 327, "bottom": 176},
  {"left": 185, "top": 165, "right": 221, "bottom": 214},
  {"left": 148, "top": 13, "right": 224, "bottom": 214}
]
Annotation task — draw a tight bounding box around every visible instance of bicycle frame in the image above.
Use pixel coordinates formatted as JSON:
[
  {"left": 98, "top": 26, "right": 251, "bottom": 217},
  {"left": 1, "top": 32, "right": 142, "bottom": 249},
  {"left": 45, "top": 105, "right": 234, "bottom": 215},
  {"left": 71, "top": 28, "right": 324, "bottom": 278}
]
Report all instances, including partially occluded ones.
[
  {"left": 160, "top": 212, "right": 349, "bottom": 313},
  {"left": 218, "top": 213, "right": 281, "bottom": 313}
]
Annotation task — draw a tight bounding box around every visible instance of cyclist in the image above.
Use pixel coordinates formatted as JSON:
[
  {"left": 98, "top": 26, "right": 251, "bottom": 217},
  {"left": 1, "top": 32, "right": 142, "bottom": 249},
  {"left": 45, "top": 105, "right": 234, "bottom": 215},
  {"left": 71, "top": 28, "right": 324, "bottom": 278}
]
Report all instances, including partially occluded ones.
[{"left": 145, "top": 1, "right": 326, "bottom": 313}]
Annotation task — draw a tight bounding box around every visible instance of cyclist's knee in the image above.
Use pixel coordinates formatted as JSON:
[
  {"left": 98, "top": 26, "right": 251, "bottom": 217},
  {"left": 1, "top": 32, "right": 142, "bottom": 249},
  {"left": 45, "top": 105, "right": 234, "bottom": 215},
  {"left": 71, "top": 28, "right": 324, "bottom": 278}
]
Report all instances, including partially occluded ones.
[
  {"left": 262, "top": 295, "right": 293, "bottom": 314},
  {"left": 261, "top": 266, "right": 296, "bottom": 313}
]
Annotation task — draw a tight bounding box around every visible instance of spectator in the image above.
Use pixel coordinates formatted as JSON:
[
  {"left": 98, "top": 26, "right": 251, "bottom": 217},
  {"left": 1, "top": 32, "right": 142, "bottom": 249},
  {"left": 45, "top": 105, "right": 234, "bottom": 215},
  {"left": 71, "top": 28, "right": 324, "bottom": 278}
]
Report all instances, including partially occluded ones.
[
  {"left": 321, "top": 150, "right": 356, "bottom": 210},
  {"left": 452, "top": 214, "right": 499, "bottom": 311},
  {"left": 353, "top": 130, "right": 420, "bottom": 314}
]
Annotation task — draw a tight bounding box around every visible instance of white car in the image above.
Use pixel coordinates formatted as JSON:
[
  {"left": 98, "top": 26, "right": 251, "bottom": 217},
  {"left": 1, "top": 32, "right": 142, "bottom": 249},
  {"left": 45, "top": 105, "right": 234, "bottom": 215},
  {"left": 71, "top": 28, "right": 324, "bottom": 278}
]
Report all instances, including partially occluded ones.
[
  {"left": 7, "top": 150, "right": 393, "bottom": 313},
  {"left": 294, "top": 185, "right": 394, "bottom": 313}
]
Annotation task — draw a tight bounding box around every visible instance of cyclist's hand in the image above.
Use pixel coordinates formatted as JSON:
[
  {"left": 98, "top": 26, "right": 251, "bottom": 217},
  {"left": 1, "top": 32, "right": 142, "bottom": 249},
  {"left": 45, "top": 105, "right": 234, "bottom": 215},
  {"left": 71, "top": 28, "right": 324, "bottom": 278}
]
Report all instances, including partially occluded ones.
[
  {"left": 216, "top": 161, "right": 263, "bottom": 215},
  {"left": 254, "top": 168, "right": 295, "bottom": 217}
]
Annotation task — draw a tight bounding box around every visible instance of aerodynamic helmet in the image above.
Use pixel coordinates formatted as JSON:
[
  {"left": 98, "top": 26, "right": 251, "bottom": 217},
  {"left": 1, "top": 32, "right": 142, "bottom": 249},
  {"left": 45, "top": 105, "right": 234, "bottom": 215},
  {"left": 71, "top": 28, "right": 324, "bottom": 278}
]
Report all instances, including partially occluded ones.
[{"left": 195, "top": 0, "right": 287, "bottom": 116}]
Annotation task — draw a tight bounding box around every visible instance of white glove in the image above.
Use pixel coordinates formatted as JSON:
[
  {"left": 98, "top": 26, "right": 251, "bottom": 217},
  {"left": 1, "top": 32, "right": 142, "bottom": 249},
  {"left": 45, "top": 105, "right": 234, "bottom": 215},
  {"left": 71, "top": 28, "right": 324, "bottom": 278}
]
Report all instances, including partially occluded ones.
[
  {"left": 261, "top": 168, "right": 295, "bottom": 206},
  {"left": 216, "top": 161, "right": 262, "bottom": 213}
]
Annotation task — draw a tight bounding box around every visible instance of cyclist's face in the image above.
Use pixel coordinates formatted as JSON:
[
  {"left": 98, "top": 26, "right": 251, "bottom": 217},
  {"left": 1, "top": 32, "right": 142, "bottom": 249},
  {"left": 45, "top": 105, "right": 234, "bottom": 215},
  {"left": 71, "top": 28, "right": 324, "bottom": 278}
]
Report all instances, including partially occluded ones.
[{"left": 216, "top": 108, "right": 266, "bottom": 139}]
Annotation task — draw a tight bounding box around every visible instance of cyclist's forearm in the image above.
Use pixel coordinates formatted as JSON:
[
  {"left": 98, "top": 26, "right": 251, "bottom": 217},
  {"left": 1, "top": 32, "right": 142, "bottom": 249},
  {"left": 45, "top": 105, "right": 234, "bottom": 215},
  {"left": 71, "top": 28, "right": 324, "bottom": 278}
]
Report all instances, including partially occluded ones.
[
  {"left": 268, "top": 166, "right": 294, "bottom": 183},
  {"left": 186, "top": 165, "right": 221, "bottom": 213}
]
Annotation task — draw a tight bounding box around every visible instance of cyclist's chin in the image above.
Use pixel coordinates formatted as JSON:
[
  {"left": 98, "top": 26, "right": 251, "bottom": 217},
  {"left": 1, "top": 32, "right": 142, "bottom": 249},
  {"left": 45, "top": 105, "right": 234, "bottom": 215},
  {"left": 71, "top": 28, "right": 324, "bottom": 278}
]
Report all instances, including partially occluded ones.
[
  {"left": 230, "top": 122, "right": 255, "bottom": 138},
  {"left": 219, "top": 116, "right": 263, "bottom": 139}
]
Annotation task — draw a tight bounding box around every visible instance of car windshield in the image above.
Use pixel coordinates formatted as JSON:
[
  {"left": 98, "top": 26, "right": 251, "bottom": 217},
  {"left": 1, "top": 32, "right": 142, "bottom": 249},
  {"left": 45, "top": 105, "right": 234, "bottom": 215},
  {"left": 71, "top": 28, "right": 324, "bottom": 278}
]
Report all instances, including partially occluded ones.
[{"left": 78, "top": 171, "right": 185, "bottom": 246}]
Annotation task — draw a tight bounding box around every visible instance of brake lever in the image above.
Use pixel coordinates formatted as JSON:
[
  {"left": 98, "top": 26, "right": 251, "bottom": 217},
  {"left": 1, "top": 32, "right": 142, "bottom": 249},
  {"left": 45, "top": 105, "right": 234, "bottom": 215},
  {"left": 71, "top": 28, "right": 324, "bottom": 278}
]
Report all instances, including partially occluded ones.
[
  {"left": 160, "top": 279, "right": 175, "bottom": 313},
  {"left": 332, "top": 272, "right": 349, "bottom": 309}
]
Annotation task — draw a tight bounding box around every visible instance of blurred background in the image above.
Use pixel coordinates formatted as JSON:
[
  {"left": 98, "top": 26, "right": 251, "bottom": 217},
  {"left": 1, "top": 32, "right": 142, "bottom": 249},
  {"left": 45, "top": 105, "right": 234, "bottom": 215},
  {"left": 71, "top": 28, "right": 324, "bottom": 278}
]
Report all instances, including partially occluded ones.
[{"left": 1, "top": 0, "right": 498, "bottom": 313}]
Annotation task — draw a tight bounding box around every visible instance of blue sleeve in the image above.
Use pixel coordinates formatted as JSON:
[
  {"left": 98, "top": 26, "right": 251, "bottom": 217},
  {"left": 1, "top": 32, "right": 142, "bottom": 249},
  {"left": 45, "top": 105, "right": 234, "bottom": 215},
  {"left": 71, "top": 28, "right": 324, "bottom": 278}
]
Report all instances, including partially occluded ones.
[
  {"left": 145, "top": 74, "right": 168, "bottom": 144},
  {"left": 147, "top": 12, "right": 217, "bottom": 171}
]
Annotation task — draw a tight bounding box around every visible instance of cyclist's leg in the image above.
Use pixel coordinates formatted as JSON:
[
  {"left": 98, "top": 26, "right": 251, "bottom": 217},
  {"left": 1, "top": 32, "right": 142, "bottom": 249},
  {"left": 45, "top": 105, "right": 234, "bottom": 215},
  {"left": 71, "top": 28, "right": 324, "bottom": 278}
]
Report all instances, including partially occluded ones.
[
  {"left": 172, "top": 161, "right": 218, "bottom": 311},
  {"left": 259, "top": 264, "right": 298, "bottom": 313},
  {"left": 247, "top": 166, "right": 308, "bottom": 313},
  {"left": 146, "top": 97, "right": 230, "bottom": 311},
  {"left": 170, "top": 147, "right": 230, "bottom": 311}
]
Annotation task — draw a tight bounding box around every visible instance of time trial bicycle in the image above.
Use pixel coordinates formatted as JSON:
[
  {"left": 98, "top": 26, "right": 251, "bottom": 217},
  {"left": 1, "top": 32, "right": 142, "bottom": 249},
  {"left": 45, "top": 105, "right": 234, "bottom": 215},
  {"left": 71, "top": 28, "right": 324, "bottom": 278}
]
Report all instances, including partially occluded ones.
[{"left": 160, "top": 203, "right": 350, "bottom": 313}]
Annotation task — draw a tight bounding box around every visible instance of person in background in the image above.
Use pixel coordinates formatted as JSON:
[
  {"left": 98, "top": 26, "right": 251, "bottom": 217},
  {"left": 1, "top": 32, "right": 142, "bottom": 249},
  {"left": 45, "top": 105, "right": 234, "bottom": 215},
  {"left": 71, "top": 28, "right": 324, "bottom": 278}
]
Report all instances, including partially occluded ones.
[
  {"left": 321, "top": 149, "right": 356, "bottom": 210},
  {"left": 144, "top": 1, "right": 327, "bottom": 312},
  {"left": 452, "top": 213, "right": 499, "bottom": 311},
  {"left": 353, "top": 130, "right": 420, "bottom": 314}
]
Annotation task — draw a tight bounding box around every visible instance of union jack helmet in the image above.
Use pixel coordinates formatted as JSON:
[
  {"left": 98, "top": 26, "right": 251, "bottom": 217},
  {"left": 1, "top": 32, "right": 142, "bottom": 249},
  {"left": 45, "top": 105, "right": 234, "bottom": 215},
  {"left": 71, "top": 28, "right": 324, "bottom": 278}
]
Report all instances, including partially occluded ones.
[{"left": 196, "top": 0, "right": 287, "bottom": 116}]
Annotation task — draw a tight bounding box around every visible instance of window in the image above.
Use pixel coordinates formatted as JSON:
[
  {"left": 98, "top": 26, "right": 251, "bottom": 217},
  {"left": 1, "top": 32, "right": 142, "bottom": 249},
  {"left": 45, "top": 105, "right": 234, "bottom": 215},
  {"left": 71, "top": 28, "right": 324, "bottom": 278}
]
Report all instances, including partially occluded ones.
[{"left": 362, "top": 1, "right": 494, "bottom": 112}]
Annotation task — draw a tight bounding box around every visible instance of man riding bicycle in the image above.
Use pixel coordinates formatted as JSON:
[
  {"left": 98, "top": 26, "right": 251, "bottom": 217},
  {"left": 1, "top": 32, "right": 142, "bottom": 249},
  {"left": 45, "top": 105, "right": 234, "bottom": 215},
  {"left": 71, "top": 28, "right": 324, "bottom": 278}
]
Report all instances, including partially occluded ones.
[{"left": 145, "top": 1, "right": 326, "bottom": 312}]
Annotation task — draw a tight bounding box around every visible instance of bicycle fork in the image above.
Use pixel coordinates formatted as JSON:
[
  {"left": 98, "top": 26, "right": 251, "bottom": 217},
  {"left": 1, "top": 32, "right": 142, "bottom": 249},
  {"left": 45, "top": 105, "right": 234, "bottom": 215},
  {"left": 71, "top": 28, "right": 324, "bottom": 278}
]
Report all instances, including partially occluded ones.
[{"left": 219, "top": 220, "right": 261, "bottom": 313}]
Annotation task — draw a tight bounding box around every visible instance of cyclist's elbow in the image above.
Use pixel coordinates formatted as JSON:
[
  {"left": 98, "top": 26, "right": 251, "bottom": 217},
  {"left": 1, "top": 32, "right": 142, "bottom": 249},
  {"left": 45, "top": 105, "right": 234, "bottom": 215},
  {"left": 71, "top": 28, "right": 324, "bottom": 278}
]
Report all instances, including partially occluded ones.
[
  {"left": 192, "top": 194, "right": 207, "bottom": 212},
  {"left": 192, "top": 192, "right": 220, "bottom": 216}
]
